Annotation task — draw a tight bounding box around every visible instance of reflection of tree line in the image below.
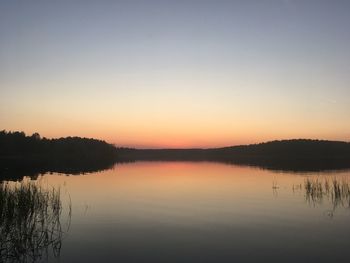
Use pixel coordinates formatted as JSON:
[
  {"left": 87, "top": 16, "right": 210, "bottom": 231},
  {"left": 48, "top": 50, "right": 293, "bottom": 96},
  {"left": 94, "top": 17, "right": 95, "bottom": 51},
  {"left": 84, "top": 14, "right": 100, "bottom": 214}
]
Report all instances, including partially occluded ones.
[{"left": 0, "top": 180, "right": 71, "bottom": 262}]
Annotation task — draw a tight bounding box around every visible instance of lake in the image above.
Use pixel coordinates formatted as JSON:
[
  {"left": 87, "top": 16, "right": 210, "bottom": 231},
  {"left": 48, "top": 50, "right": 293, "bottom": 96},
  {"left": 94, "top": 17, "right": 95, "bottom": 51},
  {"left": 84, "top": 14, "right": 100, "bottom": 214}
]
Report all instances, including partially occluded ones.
[{"left": 2, "top": 161, "right": 350, "bottom": 262}]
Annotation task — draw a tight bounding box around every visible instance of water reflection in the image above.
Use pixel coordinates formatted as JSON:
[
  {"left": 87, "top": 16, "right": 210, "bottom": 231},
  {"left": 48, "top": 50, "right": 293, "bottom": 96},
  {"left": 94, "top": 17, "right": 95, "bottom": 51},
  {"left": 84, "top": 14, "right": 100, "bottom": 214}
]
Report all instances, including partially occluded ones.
[
  {"left": 0, "top": 158, "right": 115, "bottom": 182},
  {"left": 2, "top": 158, "right": 350, "bottom": 183},
  {"left": 0, "top": 180, "right": 71, "bottom": 263},
  {"left": 1, "top": 162, "right": 350, "bottom": 262}
]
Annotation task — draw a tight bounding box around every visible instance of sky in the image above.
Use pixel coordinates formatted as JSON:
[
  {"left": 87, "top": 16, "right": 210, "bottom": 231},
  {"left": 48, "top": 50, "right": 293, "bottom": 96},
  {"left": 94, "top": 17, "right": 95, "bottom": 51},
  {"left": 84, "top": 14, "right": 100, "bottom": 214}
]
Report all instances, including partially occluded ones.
[{"left": 0, "top": 0, "right": 350, "bottom": 148}]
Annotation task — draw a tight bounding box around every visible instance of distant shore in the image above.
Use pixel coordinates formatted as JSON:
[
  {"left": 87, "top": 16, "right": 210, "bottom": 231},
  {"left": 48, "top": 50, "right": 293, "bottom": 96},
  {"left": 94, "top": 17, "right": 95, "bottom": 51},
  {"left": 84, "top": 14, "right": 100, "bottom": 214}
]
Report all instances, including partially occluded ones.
[
  {"left": 1, "top": 131, "right": 350, "bottom": 179},
  {"left": 116, "top": 139, "right": 350, "bottom": 172}
]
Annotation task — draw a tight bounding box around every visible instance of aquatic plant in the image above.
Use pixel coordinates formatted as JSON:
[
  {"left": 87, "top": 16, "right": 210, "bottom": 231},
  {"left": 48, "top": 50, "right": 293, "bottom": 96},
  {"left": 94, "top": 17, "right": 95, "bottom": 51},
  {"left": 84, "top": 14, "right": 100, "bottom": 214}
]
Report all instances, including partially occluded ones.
[
  {"left": 304, "top": 177, "right": 350, "bottom": 209},
  {"left": 0, "top": 180, "right": 71, "bottom": 262}
]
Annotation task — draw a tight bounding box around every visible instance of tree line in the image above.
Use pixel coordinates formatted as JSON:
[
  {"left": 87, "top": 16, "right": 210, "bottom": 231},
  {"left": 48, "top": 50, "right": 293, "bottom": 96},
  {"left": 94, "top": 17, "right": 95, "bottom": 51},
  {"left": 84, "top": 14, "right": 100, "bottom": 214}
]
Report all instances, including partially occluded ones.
[
  {"left": 0, "top": 131, "right": 117, "bottom": 179},
  {"left": 116, "top": 139, "right": 350, "bottom": 171},
  {"left": 1, "top": 130, "right": 350, "bottom": 174},
  {"left": 0, "top": 130, "right": 117, "bottom": 161}
]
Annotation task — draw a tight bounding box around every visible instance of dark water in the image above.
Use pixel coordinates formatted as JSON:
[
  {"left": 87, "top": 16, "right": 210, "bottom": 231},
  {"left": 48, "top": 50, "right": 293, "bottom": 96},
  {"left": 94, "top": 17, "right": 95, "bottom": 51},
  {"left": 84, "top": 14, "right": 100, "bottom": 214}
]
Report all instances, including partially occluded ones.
[{"left": 3, "top": 162, "right": 350, "bottom": 262}]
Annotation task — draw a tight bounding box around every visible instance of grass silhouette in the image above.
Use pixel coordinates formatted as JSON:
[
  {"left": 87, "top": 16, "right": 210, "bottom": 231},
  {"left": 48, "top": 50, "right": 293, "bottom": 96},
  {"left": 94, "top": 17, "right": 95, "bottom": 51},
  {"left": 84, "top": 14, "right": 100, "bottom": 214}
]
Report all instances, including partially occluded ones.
[
  {"left": 304, "top": 177, "right": 350, "bottom": 212},
  {"left": 0, "top": 180, "right": 71, "bottom": 262}
]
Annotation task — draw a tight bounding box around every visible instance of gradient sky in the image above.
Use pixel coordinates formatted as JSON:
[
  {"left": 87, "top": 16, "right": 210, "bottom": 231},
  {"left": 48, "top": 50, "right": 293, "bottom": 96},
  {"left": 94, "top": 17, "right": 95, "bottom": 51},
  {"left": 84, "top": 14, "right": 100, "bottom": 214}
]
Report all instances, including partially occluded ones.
[{"left": 1, "top": 0, "right": 350, "bottom": 148}]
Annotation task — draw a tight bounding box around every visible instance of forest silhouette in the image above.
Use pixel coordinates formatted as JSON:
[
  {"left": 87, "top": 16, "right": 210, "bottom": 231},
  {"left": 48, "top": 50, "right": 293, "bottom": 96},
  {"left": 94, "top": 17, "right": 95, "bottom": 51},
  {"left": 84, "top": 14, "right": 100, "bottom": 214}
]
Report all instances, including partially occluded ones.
[
  {"left": 117, "top": 139, "right": 350, "bottom": 171},
  {"left": 1, "top": 130, "right": 350, "bottom": 180},
  {"left": 0, "top": 130, "right": 116, "bottom": 180}
]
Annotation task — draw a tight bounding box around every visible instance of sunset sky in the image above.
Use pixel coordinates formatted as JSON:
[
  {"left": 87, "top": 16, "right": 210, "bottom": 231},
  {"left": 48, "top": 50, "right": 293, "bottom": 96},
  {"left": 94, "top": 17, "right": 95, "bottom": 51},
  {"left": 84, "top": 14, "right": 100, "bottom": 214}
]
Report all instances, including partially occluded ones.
[{"left": 1, "top": 0, "right": 349, "bottom": 148}]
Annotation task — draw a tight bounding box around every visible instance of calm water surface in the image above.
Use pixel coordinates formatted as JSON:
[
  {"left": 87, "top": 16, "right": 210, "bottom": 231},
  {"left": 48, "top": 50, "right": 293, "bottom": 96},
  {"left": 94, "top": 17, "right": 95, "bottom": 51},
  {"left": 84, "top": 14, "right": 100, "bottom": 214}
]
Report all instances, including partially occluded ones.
[{"left": 9, "top": 162, "right": 350, "bottom": 262}]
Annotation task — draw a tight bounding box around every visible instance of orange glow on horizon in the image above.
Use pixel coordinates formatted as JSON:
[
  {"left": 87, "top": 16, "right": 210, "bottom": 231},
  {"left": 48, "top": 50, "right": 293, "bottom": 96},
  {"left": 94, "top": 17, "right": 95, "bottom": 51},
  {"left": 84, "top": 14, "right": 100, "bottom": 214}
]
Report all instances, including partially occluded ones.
[
  {"left": 3, "top": 110, "right": 350, "bottom": 148},
  {"left": 5, "top": 125, "right": 349, "bottom": 149}
]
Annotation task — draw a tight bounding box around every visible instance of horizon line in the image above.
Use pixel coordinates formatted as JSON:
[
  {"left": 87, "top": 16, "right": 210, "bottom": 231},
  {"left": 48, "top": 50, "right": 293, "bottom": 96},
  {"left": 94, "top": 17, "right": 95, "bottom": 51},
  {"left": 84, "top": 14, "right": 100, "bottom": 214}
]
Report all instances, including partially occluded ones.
[{"left": 113, "top": 138, "right": 350, "bottom": 150}]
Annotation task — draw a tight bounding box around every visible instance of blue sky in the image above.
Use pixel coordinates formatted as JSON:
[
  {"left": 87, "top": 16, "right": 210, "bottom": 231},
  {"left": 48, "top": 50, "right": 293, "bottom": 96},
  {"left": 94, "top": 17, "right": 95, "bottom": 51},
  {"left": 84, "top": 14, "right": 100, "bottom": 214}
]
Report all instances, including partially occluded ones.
[{"left": 1, "top": 0, "right": 349, "bottom": 147}]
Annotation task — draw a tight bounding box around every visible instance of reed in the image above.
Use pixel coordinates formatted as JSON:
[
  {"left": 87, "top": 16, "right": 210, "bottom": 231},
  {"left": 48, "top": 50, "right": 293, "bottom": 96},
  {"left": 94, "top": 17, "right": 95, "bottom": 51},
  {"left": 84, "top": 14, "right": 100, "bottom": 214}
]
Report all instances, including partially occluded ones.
[
  {"left": 0, "top": 180, "right": 71, "bottom": 262},
  {"left": 304, "top": 177, "right": 350, "bottom": 208}
]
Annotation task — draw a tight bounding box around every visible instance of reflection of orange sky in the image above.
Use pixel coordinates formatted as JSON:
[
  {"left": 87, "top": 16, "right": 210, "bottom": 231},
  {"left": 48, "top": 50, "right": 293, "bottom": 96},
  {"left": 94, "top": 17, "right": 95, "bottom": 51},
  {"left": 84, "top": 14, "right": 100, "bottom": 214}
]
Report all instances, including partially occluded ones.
[
  {"left": 44, "top": 162, "right": 304, "bottom": 200},
  {"left": 31, "top": 161, "right": 350, "bottom": 225},
  {"left": 44, "top": 161, "right": 350, "bottom": 198}
]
